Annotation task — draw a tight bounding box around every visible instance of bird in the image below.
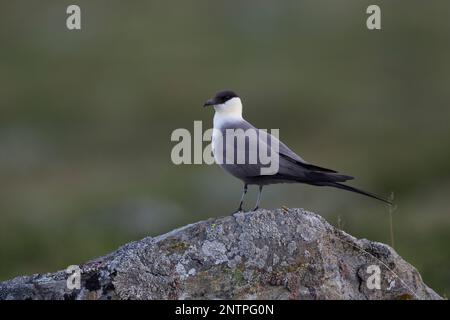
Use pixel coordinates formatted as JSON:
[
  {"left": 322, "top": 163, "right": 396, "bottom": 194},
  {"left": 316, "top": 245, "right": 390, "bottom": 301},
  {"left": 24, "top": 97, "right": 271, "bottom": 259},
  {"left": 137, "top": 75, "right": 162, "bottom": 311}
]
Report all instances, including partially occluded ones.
[{"left": 203, "top": 90, "right": 392, "bottom": 212}]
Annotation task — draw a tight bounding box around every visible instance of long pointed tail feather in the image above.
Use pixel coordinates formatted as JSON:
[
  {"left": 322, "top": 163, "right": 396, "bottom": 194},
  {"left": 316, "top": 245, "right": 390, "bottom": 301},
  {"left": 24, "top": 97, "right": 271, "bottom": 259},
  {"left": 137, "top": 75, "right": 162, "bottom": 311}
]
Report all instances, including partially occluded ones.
[{"left": 327, "top": 182, "right": 392, "bottom": 205}]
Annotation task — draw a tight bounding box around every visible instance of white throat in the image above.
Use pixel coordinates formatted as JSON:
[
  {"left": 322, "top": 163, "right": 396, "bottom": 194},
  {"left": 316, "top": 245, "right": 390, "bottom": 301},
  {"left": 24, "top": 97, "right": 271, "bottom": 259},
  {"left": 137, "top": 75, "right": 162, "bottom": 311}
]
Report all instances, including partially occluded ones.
[{"left": 213, "top": 97, "right": 243, "bottom": 128}]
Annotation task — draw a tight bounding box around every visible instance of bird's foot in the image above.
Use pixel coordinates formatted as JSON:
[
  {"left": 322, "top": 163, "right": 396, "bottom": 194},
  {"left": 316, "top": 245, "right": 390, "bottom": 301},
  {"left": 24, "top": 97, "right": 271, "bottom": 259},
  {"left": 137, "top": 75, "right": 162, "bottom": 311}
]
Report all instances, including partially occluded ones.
[{"left": 252, "top": 206, "right": 259, "bottom": 211}]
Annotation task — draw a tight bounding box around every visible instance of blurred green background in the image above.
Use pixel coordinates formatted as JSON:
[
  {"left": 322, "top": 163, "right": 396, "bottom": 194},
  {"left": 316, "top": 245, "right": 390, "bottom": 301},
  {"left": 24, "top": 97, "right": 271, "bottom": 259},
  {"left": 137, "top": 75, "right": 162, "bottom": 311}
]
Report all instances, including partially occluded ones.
[{"left": 0, "top": 1, "right": 449, "bottom": 297}]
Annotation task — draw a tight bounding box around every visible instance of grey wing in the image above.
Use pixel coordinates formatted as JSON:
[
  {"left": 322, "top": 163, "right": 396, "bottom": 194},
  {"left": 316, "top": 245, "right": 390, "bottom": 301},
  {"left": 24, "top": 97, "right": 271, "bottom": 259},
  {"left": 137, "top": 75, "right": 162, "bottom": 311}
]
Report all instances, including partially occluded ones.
[
  {"left": 235, "top": 120, "right": 307, "bottom": 163},
  {"left": 255, "top": 124, "right": 353, "bottom": 183},
  {"left": 215, "top": 120, "right": 263, "bottom": 180},
  {"left": 248, "top": 120, "right": 353, "bottom": 183},
  {"left": 216, "top": 119, "right": 352, "bottom": 184}
]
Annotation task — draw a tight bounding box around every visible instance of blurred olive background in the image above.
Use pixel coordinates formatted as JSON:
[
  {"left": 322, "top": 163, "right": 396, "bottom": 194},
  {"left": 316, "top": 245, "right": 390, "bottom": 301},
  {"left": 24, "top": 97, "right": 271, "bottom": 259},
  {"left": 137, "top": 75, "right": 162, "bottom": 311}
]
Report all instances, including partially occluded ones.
[{"left": 0, "top": 0, "right": 449, "bottom": 296}]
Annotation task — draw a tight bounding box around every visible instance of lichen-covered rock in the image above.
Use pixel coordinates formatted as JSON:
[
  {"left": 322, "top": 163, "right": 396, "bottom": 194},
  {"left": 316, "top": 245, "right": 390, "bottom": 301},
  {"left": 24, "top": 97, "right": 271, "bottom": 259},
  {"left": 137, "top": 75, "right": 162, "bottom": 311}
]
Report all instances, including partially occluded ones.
[{"left": 0, "top": 208, "right": 442, "bottom": 300}]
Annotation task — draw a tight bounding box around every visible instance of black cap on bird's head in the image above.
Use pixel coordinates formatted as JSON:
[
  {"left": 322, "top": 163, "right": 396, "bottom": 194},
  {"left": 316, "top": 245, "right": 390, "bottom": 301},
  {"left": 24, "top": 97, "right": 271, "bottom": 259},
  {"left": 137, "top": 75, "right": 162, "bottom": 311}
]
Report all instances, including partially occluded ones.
[{"left": 203, "top": 90, "right": 239, "bottom": 107}]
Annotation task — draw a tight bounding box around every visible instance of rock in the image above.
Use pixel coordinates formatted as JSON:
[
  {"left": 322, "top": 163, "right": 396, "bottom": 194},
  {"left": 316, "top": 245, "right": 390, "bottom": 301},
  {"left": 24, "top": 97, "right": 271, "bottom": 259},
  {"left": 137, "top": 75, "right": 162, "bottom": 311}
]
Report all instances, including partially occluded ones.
[{"left": 0, "top": 208, "right": 442, "bottom": 300}]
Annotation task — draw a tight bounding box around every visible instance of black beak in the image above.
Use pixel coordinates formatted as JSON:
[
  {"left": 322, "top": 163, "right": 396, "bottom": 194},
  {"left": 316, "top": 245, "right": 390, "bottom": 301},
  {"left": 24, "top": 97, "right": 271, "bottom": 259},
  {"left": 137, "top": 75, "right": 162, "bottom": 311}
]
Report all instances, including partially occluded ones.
[{"left": 203, "top": 98, "right": 215, "bottom": 107}]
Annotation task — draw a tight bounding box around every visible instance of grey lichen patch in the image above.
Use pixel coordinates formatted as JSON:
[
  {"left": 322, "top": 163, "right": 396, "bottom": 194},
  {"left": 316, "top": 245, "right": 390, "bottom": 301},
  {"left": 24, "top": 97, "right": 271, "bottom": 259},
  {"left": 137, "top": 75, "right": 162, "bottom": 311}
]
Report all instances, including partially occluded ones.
[
  {"left": 246, "top": 245, "right": 270, "bottom": 269},
  {"left": 272, "top": 254, "right": 280, "bottom": 266},
  {"left": 227, "top": 255, "right": 242, "bottom": 269},
  {"left": 201, "top": 240, "right": 228, "bottom": 265},
  {"left": 296, "top": 224, "right": 316, "bottom": 242},
  {"left": 175, "top": 263, "right": 187, "bottom": 278},
  {"left": 233, "top": 211, "right": 246, "bottom": 225},
  {"left": 287, "top": 242, "right": 297, "bottom": 255}
]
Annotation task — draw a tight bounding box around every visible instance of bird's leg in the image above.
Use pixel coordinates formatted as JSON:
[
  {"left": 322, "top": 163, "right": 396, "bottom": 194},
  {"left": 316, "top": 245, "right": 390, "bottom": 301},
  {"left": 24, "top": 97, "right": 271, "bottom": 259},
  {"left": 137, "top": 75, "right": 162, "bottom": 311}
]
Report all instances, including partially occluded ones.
[
  {"left": 253, "top": 185, "right": 263, "bottom": 211},
  {"left": 234, "top": 184, "right": 248, "bottom": 213}
]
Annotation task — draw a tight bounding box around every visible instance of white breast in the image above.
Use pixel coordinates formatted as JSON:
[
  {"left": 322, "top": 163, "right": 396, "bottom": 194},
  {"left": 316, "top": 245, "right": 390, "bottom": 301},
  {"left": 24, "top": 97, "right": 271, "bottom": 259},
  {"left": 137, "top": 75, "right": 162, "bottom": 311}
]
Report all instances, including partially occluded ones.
[{"left": 212, "top": 112, "right": 243, "bottom": 164}]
